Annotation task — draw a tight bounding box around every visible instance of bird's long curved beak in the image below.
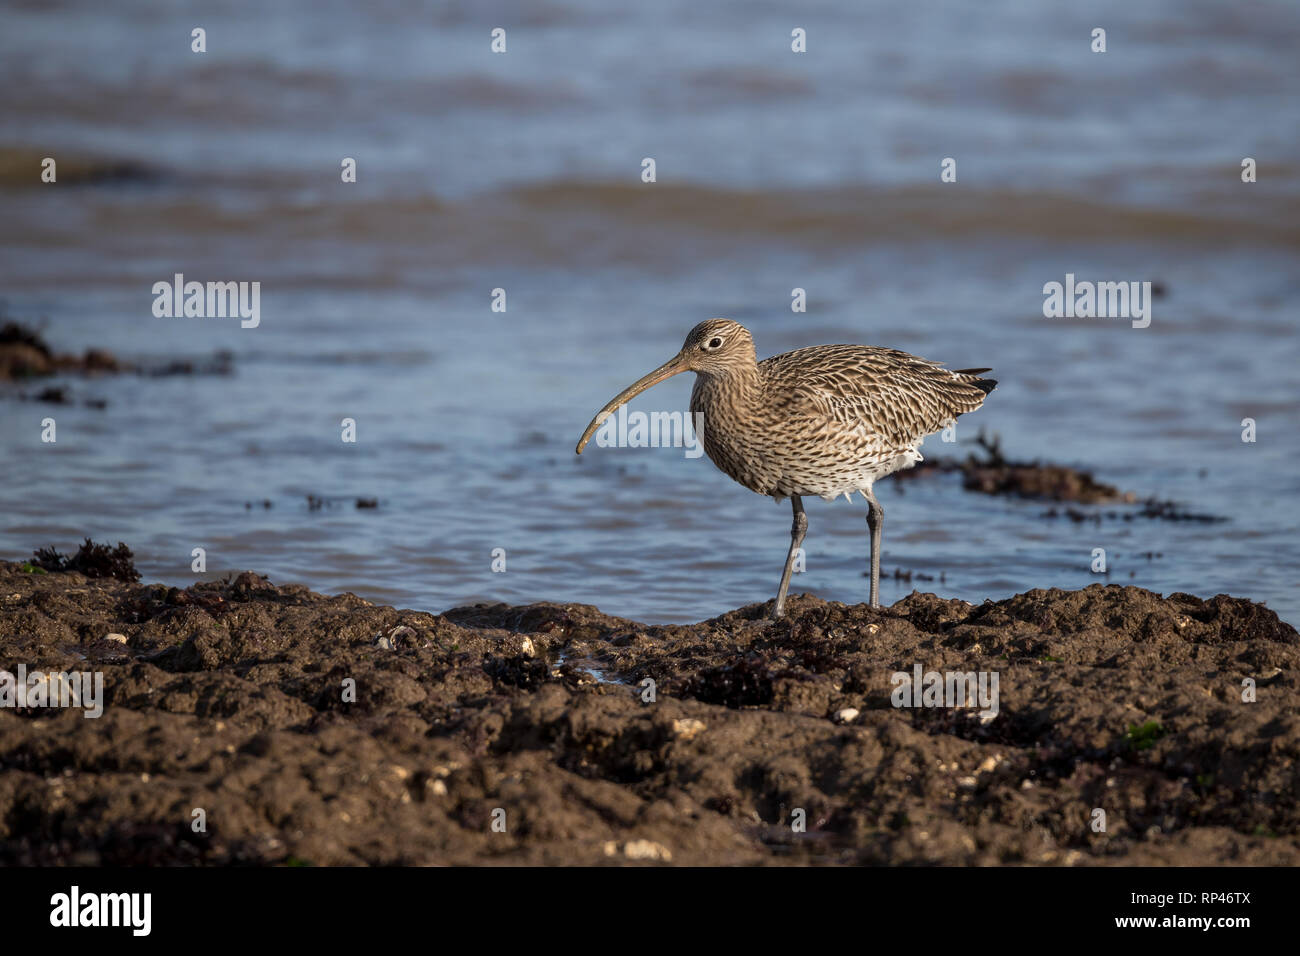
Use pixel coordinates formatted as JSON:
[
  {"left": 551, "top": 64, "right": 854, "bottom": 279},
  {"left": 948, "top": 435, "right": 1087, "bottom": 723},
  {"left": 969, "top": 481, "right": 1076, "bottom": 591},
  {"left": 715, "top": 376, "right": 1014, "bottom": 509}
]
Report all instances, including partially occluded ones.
[{"left": 575, "top": 354, "right": 689, "bottom": 454}]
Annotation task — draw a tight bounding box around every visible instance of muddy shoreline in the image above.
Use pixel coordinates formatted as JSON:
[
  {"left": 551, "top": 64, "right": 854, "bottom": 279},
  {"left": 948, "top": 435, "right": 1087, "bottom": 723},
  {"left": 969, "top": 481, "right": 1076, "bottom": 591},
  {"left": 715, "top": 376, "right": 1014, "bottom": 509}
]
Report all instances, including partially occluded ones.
[
  {"left": 0, "top": 559, "right": 1296, "bottom": 865},
  {"left": 0, "top": 319, "right": 232, "bottom": 403}
]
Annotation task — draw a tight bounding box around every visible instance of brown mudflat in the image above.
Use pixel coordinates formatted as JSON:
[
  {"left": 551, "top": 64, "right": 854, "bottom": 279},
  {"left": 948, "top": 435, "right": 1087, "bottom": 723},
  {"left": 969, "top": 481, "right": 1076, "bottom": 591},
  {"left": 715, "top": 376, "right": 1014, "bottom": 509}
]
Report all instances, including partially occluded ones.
[
  {"left": 0, "top": 560, "right": 1295, "bottom": 866},
  {"left": 0, "top": 319, "right": 231, "bottom": 385}
]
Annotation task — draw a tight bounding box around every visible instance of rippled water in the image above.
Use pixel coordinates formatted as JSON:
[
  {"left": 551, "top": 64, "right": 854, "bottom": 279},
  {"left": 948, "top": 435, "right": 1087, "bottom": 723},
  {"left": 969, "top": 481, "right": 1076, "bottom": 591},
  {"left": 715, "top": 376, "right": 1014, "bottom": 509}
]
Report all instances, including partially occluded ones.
[{"left": 2, "top": 0, "right": 1298, "bottom": 623}]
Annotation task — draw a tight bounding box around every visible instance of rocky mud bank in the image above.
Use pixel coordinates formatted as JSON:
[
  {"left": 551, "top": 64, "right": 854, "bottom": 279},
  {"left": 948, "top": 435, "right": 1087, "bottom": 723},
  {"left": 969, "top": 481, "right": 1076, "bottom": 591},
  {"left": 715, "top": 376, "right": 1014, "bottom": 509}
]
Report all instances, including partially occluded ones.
[
  {"left": 898, "top": 430, "right": 1224, "bottom": 522},
  {"left": 0, "top": 319, "right": 231, "bottom": 394},
  {"left": 0, "top": 559, "right": 1296, "bottom": 865}
]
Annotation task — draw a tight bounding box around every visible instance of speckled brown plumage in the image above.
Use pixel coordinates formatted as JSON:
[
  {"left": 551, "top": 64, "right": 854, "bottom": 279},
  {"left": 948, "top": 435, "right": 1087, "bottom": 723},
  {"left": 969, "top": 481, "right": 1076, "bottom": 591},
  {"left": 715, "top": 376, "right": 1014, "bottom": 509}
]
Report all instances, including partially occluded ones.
[
  {"left": 684, "top": 320, "right": 994, "bottom": 500},
  {"left": 576, "top": 318, "right": 996, "bottom": 616}
]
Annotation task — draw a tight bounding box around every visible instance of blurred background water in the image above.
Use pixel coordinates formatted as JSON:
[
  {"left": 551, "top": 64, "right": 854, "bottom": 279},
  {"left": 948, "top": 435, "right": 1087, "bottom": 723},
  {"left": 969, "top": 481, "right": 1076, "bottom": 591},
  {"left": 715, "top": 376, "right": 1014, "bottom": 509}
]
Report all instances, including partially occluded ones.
[{"left": 1, "top": 0, "right": 1297, "bottom": 623}]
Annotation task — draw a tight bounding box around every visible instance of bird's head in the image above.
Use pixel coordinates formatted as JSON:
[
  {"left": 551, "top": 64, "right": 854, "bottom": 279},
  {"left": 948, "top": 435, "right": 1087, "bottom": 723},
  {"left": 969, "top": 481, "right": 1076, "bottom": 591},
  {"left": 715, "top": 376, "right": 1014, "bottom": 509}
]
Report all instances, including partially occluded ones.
[
  {"left": 677, "top": 318, "right": 755, "bottom": 375},
  {"left": 575, "top": 318, "right": 755, "bottom": 454}
]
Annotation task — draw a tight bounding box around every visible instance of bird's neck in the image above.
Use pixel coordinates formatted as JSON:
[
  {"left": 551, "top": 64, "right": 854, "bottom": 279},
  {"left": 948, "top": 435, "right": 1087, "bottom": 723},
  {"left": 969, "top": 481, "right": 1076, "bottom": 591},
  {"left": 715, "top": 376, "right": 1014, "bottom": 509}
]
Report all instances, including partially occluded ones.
[{"left": 693, "top": 360, "right": 761, "bottom": 413}]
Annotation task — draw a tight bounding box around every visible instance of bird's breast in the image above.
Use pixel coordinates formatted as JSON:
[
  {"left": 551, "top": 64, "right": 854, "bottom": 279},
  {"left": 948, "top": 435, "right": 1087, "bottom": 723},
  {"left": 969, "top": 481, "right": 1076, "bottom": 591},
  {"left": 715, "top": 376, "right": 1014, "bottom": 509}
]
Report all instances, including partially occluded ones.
[{"left": 690, "top": 375, "right": 775, "bottom": 494}]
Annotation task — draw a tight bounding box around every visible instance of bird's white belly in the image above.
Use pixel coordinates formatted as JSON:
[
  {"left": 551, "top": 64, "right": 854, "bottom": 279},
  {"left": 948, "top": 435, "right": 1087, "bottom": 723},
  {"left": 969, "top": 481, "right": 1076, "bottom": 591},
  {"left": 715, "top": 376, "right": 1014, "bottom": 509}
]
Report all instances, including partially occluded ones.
[{"left": 788, "top": 440, "right": 926, "bottom": 502}]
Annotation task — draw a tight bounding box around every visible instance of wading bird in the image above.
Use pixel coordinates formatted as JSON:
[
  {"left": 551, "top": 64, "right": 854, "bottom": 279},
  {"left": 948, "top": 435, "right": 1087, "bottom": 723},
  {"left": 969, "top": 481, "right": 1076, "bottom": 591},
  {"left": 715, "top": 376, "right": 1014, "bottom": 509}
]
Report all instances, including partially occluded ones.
[{"left": 576, "top": 319, "right": 995, "bottom": 618}]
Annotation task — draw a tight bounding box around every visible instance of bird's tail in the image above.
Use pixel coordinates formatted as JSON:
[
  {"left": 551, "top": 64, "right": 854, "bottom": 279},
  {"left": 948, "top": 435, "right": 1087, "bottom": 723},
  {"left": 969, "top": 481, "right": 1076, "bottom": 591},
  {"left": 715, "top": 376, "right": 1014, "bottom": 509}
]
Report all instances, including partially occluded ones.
[{"left": 954, "top": 368, "right": 997, "bottom": 395}]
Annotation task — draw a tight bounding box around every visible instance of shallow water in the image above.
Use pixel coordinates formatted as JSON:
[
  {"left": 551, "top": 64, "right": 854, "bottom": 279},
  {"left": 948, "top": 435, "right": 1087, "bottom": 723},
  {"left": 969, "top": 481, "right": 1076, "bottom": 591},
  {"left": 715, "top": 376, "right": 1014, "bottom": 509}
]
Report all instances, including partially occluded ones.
[{"left": 2, "top": 0, "right": 1298, "bottom": 623}]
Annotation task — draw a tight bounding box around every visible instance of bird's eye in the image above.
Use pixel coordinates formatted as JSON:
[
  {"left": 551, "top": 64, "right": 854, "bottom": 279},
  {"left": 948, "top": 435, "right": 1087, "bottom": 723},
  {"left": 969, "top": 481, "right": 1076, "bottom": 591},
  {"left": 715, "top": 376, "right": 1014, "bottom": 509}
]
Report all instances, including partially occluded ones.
[{"left": 707, "top": 337, "right": 723, "bottom": 349}]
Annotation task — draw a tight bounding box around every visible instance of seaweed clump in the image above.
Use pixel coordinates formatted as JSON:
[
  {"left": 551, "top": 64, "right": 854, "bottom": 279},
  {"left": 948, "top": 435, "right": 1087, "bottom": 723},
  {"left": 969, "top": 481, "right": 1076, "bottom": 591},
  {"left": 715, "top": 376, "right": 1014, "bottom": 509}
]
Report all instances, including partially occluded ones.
[{"left": 32, "top": 539, "right": 141, "bottom": 582}]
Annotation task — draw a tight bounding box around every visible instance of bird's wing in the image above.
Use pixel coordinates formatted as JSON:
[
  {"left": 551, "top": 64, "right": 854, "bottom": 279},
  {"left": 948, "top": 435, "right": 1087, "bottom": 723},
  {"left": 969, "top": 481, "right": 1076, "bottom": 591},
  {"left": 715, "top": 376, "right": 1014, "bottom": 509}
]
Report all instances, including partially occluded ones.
[{"left": 761, "top": 345, "right": 993, "bottom": 447}]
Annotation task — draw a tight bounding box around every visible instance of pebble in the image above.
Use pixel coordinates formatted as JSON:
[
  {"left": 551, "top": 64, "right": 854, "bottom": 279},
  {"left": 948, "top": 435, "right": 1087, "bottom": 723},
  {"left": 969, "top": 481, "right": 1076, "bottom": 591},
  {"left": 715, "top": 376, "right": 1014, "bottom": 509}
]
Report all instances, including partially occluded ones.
[
  {"left": 377, "top": 624, "right": 416, "bottom": 650},
  {"left": 834, "top": 707, "right": 860, "bottom": 724},
  {"left": 622, "top": 839, "right": 672, "bottom": 861},
  {"left": 671, "top": 718, "right": 706, "bottom": 741}
]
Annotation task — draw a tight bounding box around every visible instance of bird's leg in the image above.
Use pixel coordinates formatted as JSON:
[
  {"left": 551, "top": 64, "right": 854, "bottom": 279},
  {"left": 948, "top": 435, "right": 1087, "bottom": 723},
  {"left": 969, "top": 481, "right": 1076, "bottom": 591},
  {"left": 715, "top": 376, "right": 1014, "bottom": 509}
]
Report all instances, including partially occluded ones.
[
  {"left": 773, "top": 495, "right": 807, "bottom": 620},
  {"left": 864, "top": 489, "right": 884, "bottom": 608}
]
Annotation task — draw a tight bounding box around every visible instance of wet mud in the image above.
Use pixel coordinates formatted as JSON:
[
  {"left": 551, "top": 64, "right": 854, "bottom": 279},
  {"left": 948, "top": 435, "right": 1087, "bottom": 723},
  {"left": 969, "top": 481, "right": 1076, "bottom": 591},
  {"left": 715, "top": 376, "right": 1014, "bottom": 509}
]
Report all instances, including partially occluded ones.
[
  {"left": 1, "top": 557, "right": 1295, "bottom": 866},
  {"left": 900, "top": 430, "right": 1224, "bottom": 521},
  {"left": 0, "top": 147, "right": 159, "bottom": 188},
  {"left": 0, "top": 319, "right": 231, "bottom": 389}
]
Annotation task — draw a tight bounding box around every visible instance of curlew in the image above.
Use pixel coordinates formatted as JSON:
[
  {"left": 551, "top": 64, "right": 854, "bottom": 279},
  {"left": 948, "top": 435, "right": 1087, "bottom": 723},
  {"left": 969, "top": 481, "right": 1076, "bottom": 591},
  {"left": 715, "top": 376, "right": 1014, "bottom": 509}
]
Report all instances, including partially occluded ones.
[{"left": 575, "top": 319, "right": 996, "bottom": 618}]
